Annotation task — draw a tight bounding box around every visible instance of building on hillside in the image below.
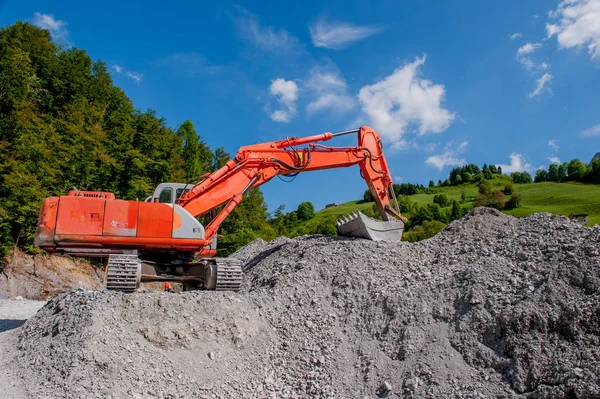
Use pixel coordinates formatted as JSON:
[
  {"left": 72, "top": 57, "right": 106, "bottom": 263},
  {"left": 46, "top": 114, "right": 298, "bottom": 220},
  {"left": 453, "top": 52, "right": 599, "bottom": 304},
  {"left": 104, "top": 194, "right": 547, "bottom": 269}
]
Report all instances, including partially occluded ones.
[
  {"left": 568, "top": 213, "right": 589, "bottom": 225},
  {"left": 325, "top": 203, "right": 339, "bottom": 208}
]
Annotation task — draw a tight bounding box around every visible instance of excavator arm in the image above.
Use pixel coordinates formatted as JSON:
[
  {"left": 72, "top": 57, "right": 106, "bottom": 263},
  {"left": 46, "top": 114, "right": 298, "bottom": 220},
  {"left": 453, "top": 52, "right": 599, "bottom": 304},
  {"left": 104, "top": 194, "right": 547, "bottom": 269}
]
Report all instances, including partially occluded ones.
[{"left": 177, "top": 126, "right": 404, "bottom": 242}]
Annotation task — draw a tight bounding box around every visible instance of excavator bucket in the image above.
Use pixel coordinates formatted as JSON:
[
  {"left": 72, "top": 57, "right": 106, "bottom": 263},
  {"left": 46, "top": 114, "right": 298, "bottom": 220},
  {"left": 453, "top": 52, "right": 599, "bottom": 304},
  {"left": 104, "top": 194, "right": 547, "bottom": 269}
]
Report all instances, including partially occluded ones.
[{"left": 336, "top": 211, "right": 404, "bottom": 242}]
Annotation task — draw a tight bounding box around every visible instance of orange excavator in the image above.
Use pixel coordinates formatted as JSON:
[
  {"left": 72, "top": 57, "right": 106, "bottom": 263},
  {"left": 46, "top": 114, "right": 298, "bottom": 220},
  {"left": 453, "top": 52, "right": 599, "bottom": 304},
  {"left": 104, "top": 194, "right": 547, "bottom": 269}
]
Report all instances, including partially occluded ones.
[{"left": 35, "top": 126, "right": 405, "bottom": 292}]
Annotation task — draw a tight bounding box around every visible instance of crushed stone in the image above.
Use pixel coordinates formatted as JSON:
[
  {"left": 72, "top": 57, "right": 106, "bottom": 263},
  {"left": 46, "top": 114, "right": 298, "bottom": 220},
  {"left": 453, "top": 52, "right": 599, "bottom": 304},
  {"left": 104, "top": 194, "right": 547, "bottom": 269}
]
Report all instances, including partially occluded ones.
[{"left": 16, "top": 208, "right": 600, "bottom": 398}]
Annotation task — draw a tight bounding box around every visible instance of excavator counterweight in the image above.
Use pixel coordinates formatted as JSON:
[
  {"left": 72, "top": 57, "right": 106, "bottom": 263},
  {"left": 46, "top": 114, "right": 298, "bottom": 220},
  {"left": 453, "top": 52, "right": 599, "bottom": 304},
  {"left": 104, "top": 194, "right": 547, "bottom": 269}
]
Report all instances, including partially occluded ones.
[{"left": 34, "top": 126, "right": 405, "bottom": 292}]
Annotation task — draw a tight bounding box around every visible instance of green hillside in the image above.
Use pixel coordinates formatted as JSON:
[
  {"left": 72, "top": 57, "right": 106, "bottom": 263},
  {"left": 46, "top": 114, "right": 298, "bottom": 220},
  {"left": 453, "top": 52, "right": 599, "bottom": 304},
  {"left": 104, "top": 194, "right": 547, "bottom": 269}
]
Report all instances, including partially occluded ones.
[{"left": 314, "top": 180, "right": 600, "bottom": 227}]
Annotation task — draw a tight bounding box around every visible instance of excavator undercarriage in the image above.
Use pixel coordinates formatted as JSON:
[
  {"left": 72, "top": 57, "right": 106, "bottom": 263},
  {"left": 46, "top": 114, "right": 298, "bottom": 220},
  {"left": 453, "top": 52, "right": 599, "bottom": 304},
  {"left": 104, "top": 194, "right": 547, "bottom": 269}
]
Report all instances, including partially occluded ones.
[{"left": 105, "top": 252, "right": 243, "bottom": 292}]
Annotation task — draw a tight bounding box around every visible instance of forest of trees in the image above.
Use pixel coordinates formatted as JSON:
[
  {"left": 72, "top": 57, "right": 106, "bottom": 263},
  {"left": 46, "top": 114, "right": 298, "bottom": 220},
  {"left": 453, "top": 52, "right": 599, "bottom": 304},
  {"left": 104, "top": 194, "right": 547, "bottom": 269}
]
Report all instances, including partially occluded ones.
[
  {"left": 0, "top": 22, "right": 276, "bottom": 258},
  {"left": 534, "top": 158, "right": 600, "bottom": 184}
]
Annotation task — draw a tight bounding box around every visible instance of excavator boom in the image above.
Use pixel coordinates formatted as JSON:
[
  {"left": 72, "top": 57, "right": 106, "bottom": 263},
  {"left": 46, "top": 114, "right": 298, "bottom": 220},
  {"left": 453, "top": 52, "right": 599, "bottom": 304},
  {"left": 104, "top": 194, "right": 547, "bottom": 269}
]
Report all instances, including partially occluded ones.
[{"left": 177, "top": 126, "right": 403, "bottom": 241}]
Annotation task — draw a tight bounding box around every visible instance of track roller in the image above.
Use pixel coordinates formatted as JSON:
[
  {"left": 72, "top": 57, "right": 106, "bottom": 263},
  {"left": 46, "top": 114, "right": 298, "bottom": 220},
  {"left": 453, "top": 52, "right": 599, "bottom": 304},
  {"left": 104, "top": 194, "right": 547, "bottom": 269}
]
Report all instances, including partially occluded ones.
[
  {"left": 105, "top": 253, "right": 142, "bottom": 293},
  {"left": 204, "top": 258, "right": 243, "bottom": 292}
]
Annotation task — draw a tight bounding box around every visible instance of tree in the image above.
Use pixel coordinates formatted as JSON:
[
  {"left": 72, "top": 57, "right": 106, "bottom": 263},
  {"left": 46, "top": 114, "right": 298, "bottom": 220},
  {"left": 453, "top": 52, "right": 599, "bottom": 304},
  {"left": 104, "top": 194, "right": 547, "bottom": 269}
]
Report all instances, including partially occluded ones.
[
  {"left": 489, "top": 190, "right": 506, "bottom": 210},
  {"left": 451, "top": 200, "right": 461, "bottom": 220},
  {"left": 535, "top": 169, "right": 549, "bottom": 182},
  {"left": 506, "top": 192, "right": 523, "bottom": 209},
  {"left": 296, "top": 201, "right": 315, "bottom": 221},
  {"left": 315, "top": 218, "right": 337, "bottom": 236},
  {"left": 428, "top": 180, "right": 435, "bottom": 188},
  {"left": 548, "top": 164, "right": 559, "bottom": 182},
  {"left": 558, "top": 162, "right": 568, "bottom": 182},
  {"left": 461, "top": 172, "right": 473, "bottom": 183},
  {"left": 212, "top": 146, "right": 230, "bottom": 170},
  {"left": 176, "top": 120, "right": 213, "bottom": 182},
  {"left": 503, "top": 182, "right": 515, "bottom": 195},
  {"left": 433, "top": 194, "right": 451, "bottom": 207},
  {"left": 511, "top": 171, "right": 532, "bottom": 184},
  {"left": 397, "top": 195, "right": 414, "bottom": 213},
  {"left": 402, "top": 220, "right": 446, "bottom": 243},
  {"left": 478, "top": 182, "right": 491, "bottom": 196},
  {"left": 567, "top": 158, "right": 586, "bottom": 181},
  {"left": 474, "top": 194, "right": 488, "bottom": 207},
  {"left": 589, "top": 158, "right": 600, "bottom": 184},
  {"left": 363, "top": 189, "right": 373, "bottom": 202}
]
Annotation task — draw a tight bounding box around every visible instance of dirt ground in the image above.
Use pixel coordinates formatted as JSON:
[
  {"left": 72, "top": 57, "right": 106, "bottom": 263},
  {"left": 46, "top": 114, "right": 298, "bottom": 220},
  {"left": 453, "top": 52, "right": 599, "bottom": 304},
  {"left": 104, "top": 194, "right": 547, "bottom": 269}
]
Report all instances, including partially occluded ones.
[{"left": 0, "top": 250, "right": 103, "bottom": 300}]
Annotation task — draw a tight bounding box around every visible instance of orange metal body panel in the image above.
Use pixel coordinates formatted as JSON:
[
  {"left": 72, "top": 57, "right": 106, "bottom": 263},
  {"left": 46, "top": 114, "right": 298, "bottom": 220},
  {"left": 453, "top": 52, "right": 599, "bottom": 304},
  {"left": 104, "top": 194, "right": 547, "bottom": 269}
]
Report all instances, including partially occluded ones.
[
  {"left": 55, "top": 197, "right": 105, "bottom": 236},
  {"left": 137, "top": 202, "right": 173, "bottom": 238},
  {"left": 103, "top": 200, "right": 139, "bottom": 236},
  {"left": 36, "top": 195, "right": 211, "bottom": 254}
]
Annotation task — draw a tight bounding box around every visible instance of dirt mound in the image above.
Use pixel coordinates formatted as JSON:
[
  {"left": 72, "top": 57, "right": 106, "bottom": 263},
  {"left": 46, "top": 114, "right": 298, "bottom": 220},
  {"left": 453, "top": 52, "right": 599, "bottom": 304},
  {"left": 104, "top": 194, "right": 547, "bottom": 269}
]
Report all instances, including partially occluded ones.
[
  {"left": 16, "top": 208, "right": 600, "bottom": 398},
  {"left": 0, "top": 250, "right": 103, "bottom": 300}
]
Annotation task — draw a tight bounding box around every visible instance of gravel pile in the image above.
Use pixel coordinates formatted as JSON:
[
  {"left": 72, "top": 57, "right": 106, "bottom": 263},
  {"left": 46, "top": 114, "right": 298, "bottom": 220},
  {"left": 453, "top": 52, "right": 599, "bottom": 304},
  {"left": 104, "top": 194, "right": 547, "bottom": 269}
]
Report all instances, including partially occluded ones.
[{"left": 16, "top": 208, "right": 600, "bottom": 398}]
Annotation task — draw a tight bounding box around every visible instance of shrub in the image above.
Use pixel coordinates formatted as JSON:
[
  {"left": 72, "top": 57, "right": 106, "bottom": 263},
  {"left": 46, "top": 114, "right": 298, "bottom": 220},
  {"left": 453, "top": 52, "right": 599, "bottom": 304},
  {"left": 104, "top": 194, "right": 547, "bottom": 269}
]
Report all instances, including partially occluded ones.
[
  {"left": 478, "top": 182, "right": 491, "bottom": 196},
  {"left": 503, "top": 182, "right": 515, "bottom": 195},
  {"left": 489, "top": 190, "right": 506, "bottom": 210},
  {"left": 402, "top": 220, "right": 446, "bottom": 242},
  {"left": 433, "top": 194, "right": 451, "bottom": 208},
  {"left": 506, "top": 192, "right": 523, "bottom": 209},
  {"left": 296, "top": 202, "right": 315, "bottom": 221}
]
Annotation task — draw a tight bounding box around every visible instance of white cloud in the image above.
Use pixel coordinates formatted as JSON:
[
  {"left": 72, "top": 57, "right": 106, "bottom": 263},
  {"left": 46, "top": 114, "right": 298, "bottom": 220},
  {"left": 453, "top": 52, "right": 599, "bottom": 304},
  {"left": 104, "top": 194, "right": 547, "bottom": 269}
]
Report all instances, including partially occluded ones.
[
  {"left": 309, "top": 17, "right": 380, "bottom": 49},
  {"left": 510, "top": 32, "right": 523, "bottom": 40},
  {"left": 548, "top": 139, "right": 559, "bottom": 152},
  {"left": 581, "top": 123, "right": 600, "bottom": 137},
  {"left": 126, "top": 71, "right": 142, "bottom": 84},
  {"left": 516, "top": 43, "right": 544, "bottom": 70},
  {"left": 270, "top": 110, "right": 292, "bottom": 123},
  {"left": 270, "top": 78, "right": 298, "bottom": 105},
  {"left": 305, "top": 66, "right": 354, "bottom": 114},
  {"left": 234, "top": 8, "right": 300, "bottom": 53},
  {"left": 546, "top": 0, "right": 600, "bottom": 60},
  {"left": 32, "top": 12, "right": 68, "bottom": 41},
  {"left": 549, "top": 156, "right": 561, "bottom": 163},
  {"left": 425, "top": 141, "right": 468, "bottom": 170},
  {"left": 358, "top": 55, "right": 455, "bottom": 148},
  {"left": 307, "top": 93, "right": 354, "bottom": 113},
  {"left": 517, "top": 42, "right": 542, "bottom": 55},
  {"left": 497, "top": 153, "right": 533, "bottom": 173},
  {"left": 269, "top": 78, "right": 298, "bottom": 123},
  {"left": 111, "top": 64, "right": 143, "bottom": 84},
  {"left": 529, "top": 73, "right": 553, "bottom": 97}
]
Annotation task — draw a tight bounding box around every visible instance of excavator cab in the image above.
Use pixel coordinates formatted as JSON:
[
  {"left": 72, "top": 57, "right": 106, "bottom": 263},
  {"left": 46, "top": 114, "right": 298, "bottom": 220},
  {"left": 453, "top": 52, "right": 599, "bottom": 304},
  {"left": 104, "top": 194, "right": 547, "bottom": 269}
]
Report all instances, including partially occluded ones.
[{"left": 145, "top": 183, "right": 193, "bottom": 204}]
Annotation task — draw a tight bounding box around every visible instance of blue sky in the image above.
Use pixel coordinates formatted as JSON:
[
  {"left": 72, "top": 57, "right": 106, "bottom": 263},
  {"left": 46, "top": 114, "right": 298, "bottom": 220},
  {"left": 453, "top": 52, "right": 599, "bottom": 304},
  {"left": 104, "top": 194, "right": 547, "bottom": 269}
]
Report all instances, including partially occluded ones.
[{"left": 1, "top": 0, "right": 599, "bottom": 213}]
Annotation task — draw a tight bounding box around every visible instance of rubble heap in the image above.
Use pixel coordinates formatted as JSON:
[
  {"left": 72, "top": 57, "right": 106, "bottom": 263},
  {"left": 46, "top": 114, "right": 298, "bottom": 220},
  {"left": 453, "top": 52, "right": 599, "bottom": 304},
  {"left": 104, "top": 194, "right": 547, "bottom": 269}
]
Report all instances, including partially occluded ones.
[{"left": 17, "top": 208, "right": 600, "bottom": 398}]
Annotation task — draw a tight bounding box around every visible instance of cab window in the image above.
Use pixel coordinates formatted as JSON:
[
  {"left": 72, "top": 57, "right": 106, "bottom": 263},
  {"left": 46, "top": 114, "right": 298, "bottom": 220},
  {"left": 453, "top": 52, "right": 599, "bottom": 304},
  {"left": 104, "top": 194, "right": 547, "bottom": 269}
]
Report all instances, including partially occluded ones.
[
  {"left": 175, "top": 188, "right": 189, "bottom": 200},
  {"left": 158, "top": 188, "right": 173, "bottom": 203}
]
